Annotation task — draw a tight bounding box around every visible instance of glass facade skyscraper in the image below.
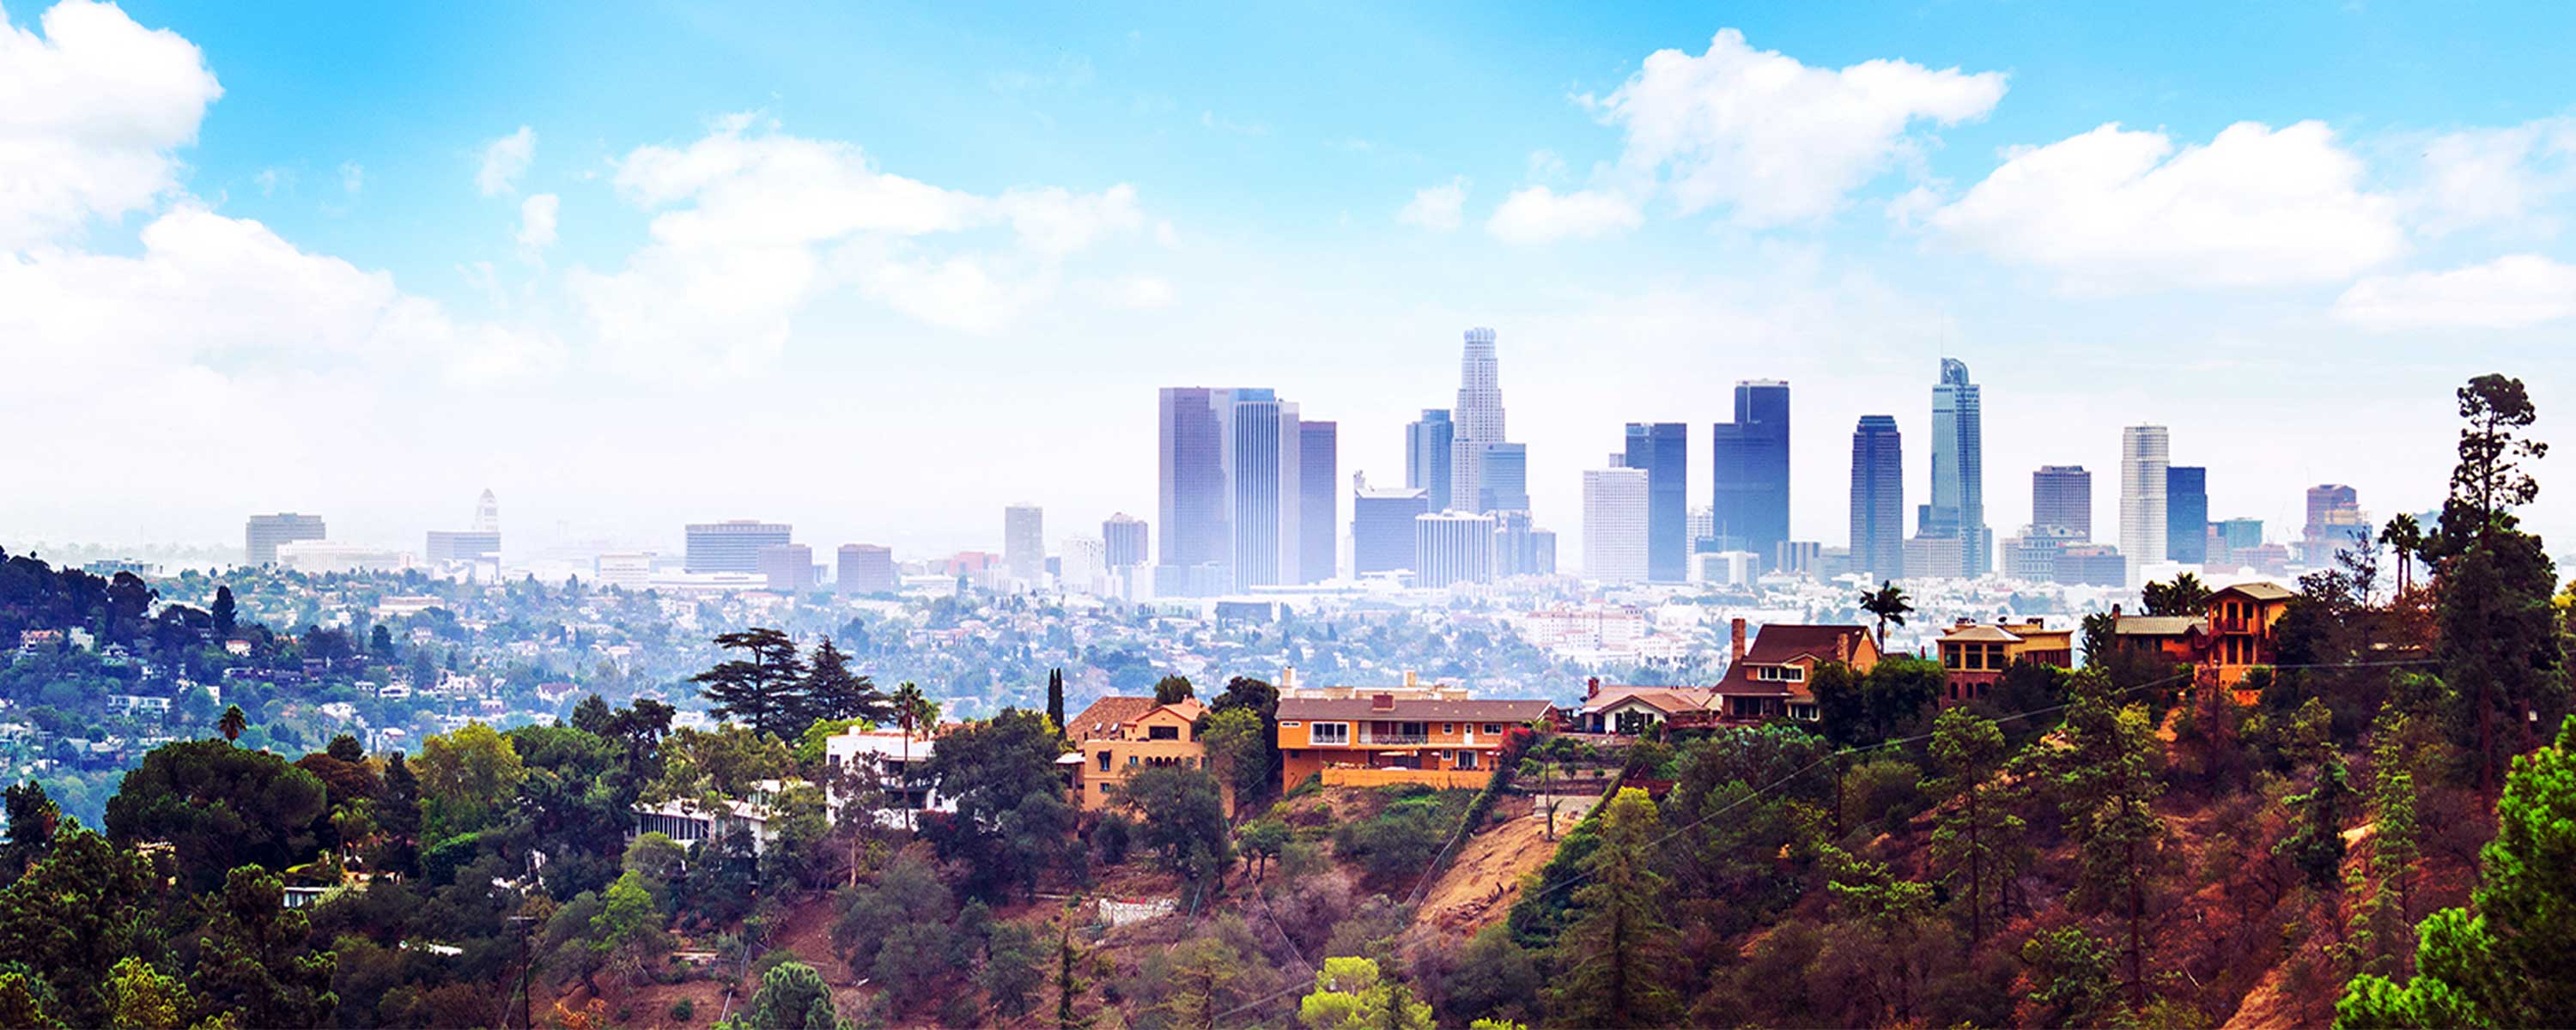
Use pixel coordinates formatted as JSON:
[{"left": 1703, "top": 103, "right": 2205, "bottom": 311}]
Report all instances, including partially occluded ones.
[
  {"left": 1449, "top": 328, "right": 1507, "bottom": 513},
  {"left": 1623, "top": 422, "right": 1689, "bottom": 582},
  {"left": 1477, "top": 441, "right": 1528, "bottom": 513},
  {"left": 1157, "top": 386, "right": 1315, "bottom": 594},
  {"left": 1924, "top": 359, "right": 1990, "bottom": 575},
  {"left": 2032, "top": 465, "right": 2093, "bottom": 541},
  {"left": 1712, "top": 380, "right": 1790, "bottom": 571},
  {"left": 1297, "top": 420, "right": 1337, "bottom": 583},
  {"left": 1405, "top": 409, "right": 1454, "bottom": 512},
  {"left": 1157, "top": 387, "right": 1230, "bottom": 578},
  {"left": 2119, "top": 425, "right": 2172, "bottom": 586},
  {"left": 2166, "top": 466, "right": 2208, "bottom": 564},
  {"left": 1221, "top": 390, "right": 1301, "bottom": 591},
  {"left": 1850, "top": 415, "right": 1905, "bottom": 581},
  {"left": 684, "top": 520, "right": 792, "bottom": 574},
  {"left": 1352, "top": 476, "right": 1429, "bottom": 575}
]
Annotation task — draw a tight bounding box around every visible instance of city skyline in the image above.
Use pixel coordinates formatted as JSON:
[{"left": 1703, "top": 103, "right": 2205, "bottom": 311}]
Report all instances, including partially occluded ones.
[{"left": 7, "top": 3, "right": 2570, "bottom": 568}]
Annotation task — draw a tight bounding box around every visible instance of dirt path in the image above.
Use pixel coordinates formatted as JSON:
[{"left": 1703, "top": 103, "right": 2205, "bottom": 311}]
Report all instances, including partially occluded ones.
[{"left": 1415, "top": 799, "right": 1577, "bottom": 936}]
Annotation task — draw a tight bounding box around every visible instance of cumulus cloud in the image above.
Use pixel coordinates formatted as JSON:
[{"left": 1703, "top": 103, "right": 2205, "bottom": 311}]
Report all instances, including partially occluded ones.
[
  {"left": 1590, "top": 28, "right": 2005, "bottom": 227},
  {"left": 477, "top": 125, "right": 535, "bottom": 197},
  {"left": 515, "top": 193, "right": 558, "bottom": 251},
  {"left": 2333, "top": 254, "right": 2576, "bottom": 331},
  {"left": 0, "top": 0, "right": 222, "bottom": 250},
  {"left": 2409, "top": 118, "right": 2576, "bottom": 235},
  {"left": 572, "top": 118, "right": 1151, "bottom": 369},
  {"left": 1486, "top": 186, "right": 1642, "bottom": 243},
  {"left": 1397, "top": 177, "right": 1467, "bottom": 232},
  {"left": 1103, "top": 273, "right": 1175, "bottom": 310},
  {"left": 1926, "top": 120, "right": 2404, "bottom": 291}
]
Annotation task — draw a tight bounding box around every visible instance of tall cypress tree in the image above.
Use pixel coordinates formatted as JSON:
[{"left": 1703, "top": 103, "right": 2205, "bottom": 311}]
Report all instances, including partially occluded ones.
[
  {"left": 1543, "top": 787, "right": 1681, "bottom": 1027},
  {"left": 1046, "top": 668, "right": 1066, "bottom": 736}
]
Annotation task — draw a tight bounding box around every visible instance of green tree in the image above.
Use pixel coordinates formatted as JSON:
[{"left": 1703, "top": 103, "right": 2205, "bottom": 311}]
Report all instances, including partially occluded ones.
[
  {"left": 802, "top": 636, "right": 888, "bottom": 727},
  {"left": 2080, "top": 611, "right": 2119, "bottom": 668},
  {"left": 1117, "top": 766, "right": 1233, "bottom": 885},
  {"left": 1155, "top": 674, "right": 1196, "bottom": 706},
  {"left": 1055, "top": 924, "right": 1086, "bottom": 1029},
  {"left": 589, "top": 869, "right": 674, "bottom": 985},
  {"left": 1, "top": 782, "right": 61, "bottom": 884},
  {"left": 0, "top": 827, "right": 166, "bottom": 1029},
  {"left": 1298, "top": 956, "right": 1432, "bottom": 1030},
  {"left": 1157, "top": 936, "right": 1243, "bottom": 1030},
  {"left": 2337, "top": 715, "right": 2576, "bottom": 1027},
  {"left": 1542, "top": 788, "right": 1681, "bottom": 1027},
  {"left": 2020, "top": 927, "right": 2121, "bottom": 1027},
  {"left": 2142, "top": 572, "right": 2213, "bottom": 616},
  {"left": 1199, "top": 706, "right": 1273, "bottom": 808},
  {"left": 2056, "top": 672, "right": 2167, "bottom": 1009},
  {"left": 217, "top": 704, "right": 246, "bottom": 743},
  {"left": 1928, "top": 707, "right": 2021, "bottom": 942},
  {"left": 104, "top": 739, "right": 328, "bottom": 892},
  {"left": 692, "top": 627, "right": 810, "bottom": 739},
  {"left": 412, "top": 722, "right": 526, "bottom": 841},
  {"left": 2428, "top": 373, "right": 2567, "bottom": 791},
  {"left": 1237, "top": 819, "right": 1288, "bottom": 881},
  {"left": 980, "top": 920, "right": 1047, "bottom": 1019},
  {"left": 1859, "top": 581, "right": 1911, "bottom": 649},
  {"left": 2276, "top": 756, "right": 2354, "bottom": 890},
  {"left": 373, "top": 751, "right": 422, "bottom": 878},
  {"left": 102, "top": 956, "right": 191, "bottom": 1030},
  {"left": 190, "top": 866, "right": 337, "bottom": 1029},
  {"left": 2380, "top": 513, "right": 2426, "bottom": 596},
  {"left": 732, "top": 960, "right": 852, "bottom": 1030},
  {"left": 210, "top": 585, "right": 236, "bottom": 639},
  {"left": 1046, "top": 667, "right": 1066, "bottom": 736}
]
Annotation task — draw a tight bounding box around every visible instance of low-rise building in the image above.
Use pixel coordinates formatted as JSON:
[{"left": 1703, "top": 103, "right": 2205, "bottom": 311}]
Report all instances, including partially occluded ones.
[
  {"left": 1276, "top": 691, "right": 1548, "bottom": 790},
  {"left": 1698, "top": 622, "right": 1880, "bottom": 724},
  {"left": 1934, "top": 618, "right": 2075, "bottom": 706},
  {"left": 1576, "top": 679, "right": 1722, "bottom": 734},
  {"left": 820, "top": 729, "right": 950, "bottom": 828},
  {"left": 2110, "top": 581, "right": 2296, "bottom": 703},
  {"left": 1069, "top": 697, "right": 1212, "bottom": 811}
]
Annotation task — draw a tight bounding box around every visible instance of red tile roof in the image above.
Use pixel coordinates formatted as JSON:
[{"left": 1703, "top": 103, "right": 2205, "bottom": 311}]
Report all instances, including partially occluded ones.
[{"left": 1066, "top": 696, "right": 1156, "bottom": 741}]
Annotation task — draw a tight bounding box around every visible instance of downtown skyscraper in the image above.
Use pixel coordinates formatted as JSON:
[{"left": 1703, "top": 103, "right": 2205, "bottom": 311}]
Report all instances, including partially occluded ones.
[
  {"left": 1405, "top": 409, "right": 1454, "bottom": 512},
  {"left": 1923, "top": 359, "right": 1991, "bottom": 576},
  {"left": 1157, "top": 386, "right": 1322, "bottom": 594},
  {"left": 1850, "top": 415, "right": 1905, "bottom": 581},
  {"left": 1711, "top": 380, "right": 1790, "bottom": 571},
  {"left": 2032, "top": 465, "right": 2093, "bottom": 540},
  {"left": 1623, "top": 422, "right": 1688, "bottom": 582},
  {"left": 1583, "top": 466, "right": 1649, "bottom": 584},
  {"left": 1449, "top": 328, "right": 1509, "bottom": 514},
  {"left": 2119, "top": 425, "right": 2171, "bottom": 585},
  {"left": 1298, "top": 420, "right": 1338, "bottom": 583},
  {"left": 2166, "top": 466, "right": 2208, "bottom": 564}
]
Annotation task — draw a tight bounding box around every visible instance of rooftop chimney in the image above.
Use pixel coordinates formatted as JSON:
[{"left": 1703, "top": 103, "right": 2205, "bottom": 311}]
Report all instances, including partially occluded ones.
[
  {"left": 1585, "top": 676, "right": 1601, "bottom": 700},
  {"left": 1371, "top": 693, "right": 1396, "bottom": 712},
  {"left": 1730, "top": 618, "right": 1747, "bottom": 664},
  {"left": 1279, "top": 666, "right": 1297, "bottom": 689},
  {"left": 1402, "top": 670, "right": 1418, "bottom": 690}
]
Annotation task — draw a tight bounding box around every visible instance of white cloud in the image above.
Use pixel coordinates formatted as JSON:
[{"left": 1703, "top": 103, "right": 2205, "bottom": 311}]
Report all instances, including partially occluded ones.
[
  {"left": 571, "top": 119, "right": 1151, "bottom": 370},
  {"left": 254, "top": 167, "right": 290, "bottom": 196},
  {"left": 0, "top": 0, "right": 222, "bottom": 250},
  {"left": 515, "top": 193, "right": 558, "bottom": 252},
  {"left": 1590, "top": 28, "right": 2005, "bottom": 227},
  {"left": 339, "top": 161, "right": 363, "bottom": 194},
  {"left": 1397, "top": 177, "right": 1467, "bottom": 232},
  {"left": 1103, "top": 273, "right": 1175, "bottom": 310},
  {"left": 2409, "top": 118, "right": 2576, "bottom": 235},
  {"left": 2334, "top": 254, "right": 2576, "bottom": 331},
  {"left": 1486, "top": 186, "right": 1642, "bottom": 243},
  {"left": 1926, "top": 120, "right": 2405, "bottom": 291},
  {"left": 477, "top": 125, "right": 534, "bottom": 197}
]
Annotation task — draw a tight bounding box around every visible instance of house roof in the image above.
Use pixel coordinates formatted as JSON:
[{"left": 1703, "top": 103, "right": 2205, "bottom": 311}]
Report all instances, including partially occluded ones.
[
  {"left": 2215, "top": 581, "right": 2295, "bottom": 603},
  {"left": 2113, "top": 615, "right": 2207, "bottom": 637},
  {"left": 1938, "top": 624, "right": 2028, "bottom": 644},
  {"left": 1066, "top": 696, "right": 1157, "bottom": 741},
  {"left": 1739, "top": 624, "right": 1871, "bottom": 665},
  {"left": 1582, "top": 685, "right": 1721, "bottom": 716},
  {"left": 1277, "top": 696, "right": 1552, "bottom": 723}
]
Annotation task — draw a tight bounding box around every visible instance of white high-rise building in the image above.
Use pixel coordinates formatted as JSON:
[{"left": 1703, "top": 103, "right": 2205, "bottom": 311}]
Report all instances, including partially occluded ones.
[
  {"left": 595, "top": 552, "right": 653, "bottom": 591},
  {"left": 2119, "top": 425, "right": 2171, "bottom": 586},
  {"left": 1413, "top": 511, "right": 1496, "bottom": 589},
  {"left": 1058, "top": 536, "right": 1107, "bottom": 596},
  {"left": 1583, "top": 467, "right": 1650, "bottom": 584},
  {"left": 1449, "top": 328, "right": 1506, "bottom": 514},
  {"left": 1004, "top": 503, "right": 1045, "bottom": 586},
  {"left": 473, "top": 488, "right": 500, "bottom": 533}
]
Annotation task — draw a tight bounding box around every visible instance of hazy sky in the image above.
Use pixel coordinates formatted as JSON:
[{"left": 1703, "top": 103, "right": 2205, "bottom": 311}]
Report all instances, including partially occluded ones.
[{"left": 7, "top": 1, "right": 2576, "bottom": 569}]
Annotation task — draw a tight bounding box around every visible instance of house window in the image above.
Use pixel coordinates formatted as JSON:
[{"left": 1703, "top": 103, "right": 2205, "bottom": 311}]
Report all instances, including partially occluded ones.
[
  {"left": 1280, "top": 720, "right": 1302, "bottom": 728},
  {"left": 1310, "top": 722, "right": 1350, "bottom": 745},
  {"left": 1096, "top": 752, "right": 1111, "bottom": 772},
  {"left": 1148, "top": 725, "right": 1180, "bottom": 741},
  {"left": 1456, "top": 751, "right": 1479, "bottom": 771},
  {"left": 1483, "top": 724, "right": 1501, "bottom": 735},
  {"left": 1127, "top": 755, "right": 1139, "bottom": 766},
  {"left": 1443, "top": 724, "right": 1456, "bottom": 735}
]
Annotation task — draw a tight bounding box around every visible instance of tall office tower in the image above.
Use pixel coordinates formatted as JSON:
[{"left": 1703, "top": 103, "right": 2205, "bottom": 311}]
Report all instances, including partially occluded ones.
[
  {"left": 1413, "top": 511, "right": 1496, "bottom": 589},
  {"left": 2303, "top": 483, "right": 2366, "bottom": 564},
  {"left": 2166, "top": 466, "right": 2209, "bottom": 564},
  {"left": 1003, "top": 503, "right": 1045, "bottom": 585},
  {"left": 2213, "top": 518, "right": 2264, "bottom": 565},
  {"left": 1298, "top": 420, "right": 1338, "bottom": 583},
  {"left": 2032, "top": 465, "right": 2093, "bottom": 540},
  {"left": 2118, "top": 425, "right": 2171, "bottom": 585},
  {"left": 245, "top": 512, "right": 327, "bottom": 566},
  {"left": 1157, "top": 387, "right": 1230, "bottom": 590},
  {"left": 1925, "top": 359, "right": 1990, "bottom": 575},
  {"left": 758, "top": 543, "right": 815, "bottom": 593},
  {"left": 1477, "top": 442, "right": 1529, "bottom": 512},
  {"left": 1622, "top": 422, "right": 1689, "bottom": 582},
  {"left": 473, "top": 488, "right": 500, "bottom": 533},
  {"left": 1711, "top": 379, "right": 1791, "bottom": 572},
  {"left": 1583, "top": 466, "right": 1650, "bottom": 584},
  {"left": 1352, "top": 474, "right": 1430, "bottom": 576},
  {"left": 685, "top": 520, "right": 792, "bottom": 573},
  {"left": 1221, "top": 390, "right": 1303, "bottom": 591},
  {"left": 1849, "top": 416, "right": 1905, "bottom": 580},
  {"left": 837, "top": 544, "right": 896, "bottom": 595},
  {"left": 1405, "top": 409, "right": 1455, "bottom": 511},
  {"left": 1492, "top": 509, "right": 1558, "bottom": 578},
  {"left": 1449, "top": 328, "right": 1507, "bottom": 513},
  {"left": 1687, "top": 506, "right": 1716, "bottom": 550},
  {"left": 1101, "top": 513, "right": 1149, "bottom": 570}
]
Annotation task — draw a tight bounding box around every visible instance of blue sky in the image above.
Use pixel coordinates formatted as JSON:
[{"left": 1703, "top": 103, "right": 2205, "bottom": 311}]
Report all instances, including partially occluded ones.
[{"left": 8, "top": 1, "right": 2576, "bottom": 569}]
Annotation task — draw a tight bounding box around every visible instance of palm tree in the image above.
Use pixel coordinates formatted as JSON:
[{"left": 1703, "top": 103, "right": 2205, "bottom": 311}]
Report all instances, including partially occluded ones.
[
  {"left": 890, "top": 682, "right": 941, "bottom": 829},
  {"left": 2142, "top": 572, "right": 2212, "bottom": 617},
  {"left": 218, "top": 704, "right": 246, "bottom": 744},
  {"left": 1859, "top": 581, "right": 1912, "bottom": 650},
  {"left": 2381, "top": 513, "right": 2426, "bottom": 596}
]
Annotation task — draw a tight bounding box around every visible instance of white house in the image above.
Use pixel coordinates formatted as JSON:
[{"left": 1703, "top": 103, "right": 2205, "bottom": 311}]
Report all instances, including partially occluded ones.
[{"left": 821, "top": 729, "right": 954, "bottom": 829}]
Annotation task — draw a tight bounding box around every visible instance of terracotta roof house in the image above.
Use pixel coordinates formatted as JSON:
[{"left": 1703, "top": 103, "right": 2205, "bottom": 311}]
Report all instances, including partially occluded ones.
[{"left": 1276, "top": 692, "right": 1548, "bottom": 790}]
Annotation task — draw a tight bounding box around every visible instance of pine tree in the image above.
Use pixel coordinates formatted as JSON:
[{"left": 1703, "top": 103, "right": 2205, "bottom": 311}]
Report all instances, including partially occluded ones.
[
  {"left": 1928, "top": 707, "right": 2022, "bottom": 942},
  {"left": 210, "top": 585, "right": 235, "bottom": 639},
  {"left": 1047, "top": 668, "right": 1066, "bottom": 736},
  {"left": 1542, "top": 788, "right": 1681, "bottom": 1028},
  {"left": 800, "top": 636, "right": 887, "bottom": 726},
  {"left": 690, "top": 627, "right": 809, "bottom": 738},
  {"left": 2427, "top": 373, "right": 2567, "bottom": 790},
  {"left": 2275, "top": 756, "right": 2353, "bottom": 889},
  {"left": 190, "top": 867, "right": 336, "bottom": 1028},
  {"left": 2339, "top": 715, "right": 2576, "bottom": 1026},
  {"left": 0, "top": 782, "right": 60, "bottom": 884},
  {"left": 374, "top": 752, "right": 422, "bottom": 878},
  {"left": 2057, "top": 672, "right": 2166, "bottom": 1009}
]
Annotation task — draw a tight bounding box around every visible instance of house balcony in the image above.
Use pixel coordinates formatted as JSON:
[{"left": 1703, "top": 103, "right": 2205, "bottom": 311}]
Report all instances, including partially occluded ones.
[{"left": 1358, "top": 732, "right": 1431, "bottom": 746}]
